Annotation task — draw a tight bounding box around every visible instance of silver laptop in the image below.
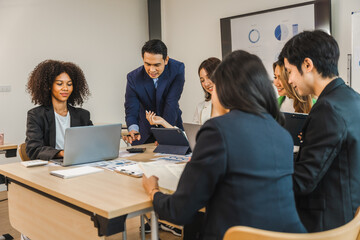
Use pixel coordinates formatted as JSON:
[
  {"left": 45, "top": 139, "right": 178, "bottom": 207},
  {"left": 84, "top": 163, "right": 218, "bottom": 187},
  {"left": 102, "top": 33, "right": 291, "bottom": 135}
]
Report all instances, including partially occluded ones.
[
  {"left": 59, "top": 124, "right": 121, "bottom": 166},
  {"left": 183, "top": 123, "right": 201, "bottom": 151}
]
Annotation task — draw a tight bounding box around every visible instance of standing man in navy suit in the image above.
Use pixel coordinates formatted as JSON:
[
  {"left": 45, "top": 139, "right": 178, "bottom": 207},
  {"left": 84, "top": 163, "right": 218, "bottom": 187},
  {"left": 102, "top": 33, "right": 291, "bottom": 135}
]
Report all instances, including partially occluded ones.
[{"left": 123, "top": 39, "right": 185, "bottom": 145}]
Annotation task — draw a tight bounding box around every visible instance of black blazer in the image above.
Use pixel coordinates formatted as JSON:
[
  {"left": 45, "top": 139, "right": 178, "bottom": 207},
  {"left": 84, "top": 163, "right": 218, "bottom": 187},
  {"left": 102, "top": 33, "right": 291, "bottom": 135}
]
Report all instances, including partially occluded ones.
[
  {"left": 153, "top": 110, "right": 306, "bottom": 239},
  {"left": 294, "top": 78, "right": 360, "bottom": 232},
  {"left": 25, "top": 105, "right": 93, "bottom": 160}
]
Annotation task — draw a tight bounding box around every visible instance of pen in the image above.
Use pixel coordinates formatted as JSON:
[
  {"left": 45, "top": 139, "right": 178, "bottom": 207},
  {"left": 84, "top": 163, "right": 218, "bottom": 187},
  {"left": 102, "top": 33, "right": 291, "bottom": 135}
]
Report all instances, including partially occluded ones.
[{"left": 126, "top": 133, "right": 140, "bottom": 137}]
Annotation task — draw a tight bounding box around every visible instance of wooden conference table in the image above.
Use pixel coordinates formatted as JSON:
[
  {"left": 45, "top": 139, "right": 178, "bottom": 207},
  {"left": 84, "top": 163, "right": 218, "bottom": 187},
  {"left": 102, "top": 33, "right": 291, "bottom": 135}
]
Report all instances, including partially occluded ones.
[
  {"left": 0, "top": 144, "right": 17, "bottom": 158},
  {"left": 0, "top": 144, "right": 160, "bottom": 240}
]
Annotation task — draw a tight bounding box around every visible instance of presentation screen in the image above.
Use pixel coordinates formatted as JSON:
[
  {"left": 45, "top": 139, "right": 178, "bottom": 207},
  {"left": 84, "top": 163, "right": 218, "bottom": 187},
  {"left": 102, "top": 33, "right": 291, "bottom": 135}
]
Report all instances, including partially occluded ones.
[{"left": 221, "top": 1, "right": 331, "bottom": 78}]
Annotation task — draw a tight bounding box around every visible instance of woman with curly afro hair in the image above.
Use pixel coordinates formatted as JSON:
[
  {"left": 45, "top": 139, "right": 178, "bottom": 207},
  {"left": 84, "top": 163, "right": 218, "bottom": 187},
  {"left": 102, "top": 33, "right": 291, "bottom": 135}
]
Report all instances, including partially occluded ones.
[{"left": 25, "top": 60, "right": 93, "bottom": 160}]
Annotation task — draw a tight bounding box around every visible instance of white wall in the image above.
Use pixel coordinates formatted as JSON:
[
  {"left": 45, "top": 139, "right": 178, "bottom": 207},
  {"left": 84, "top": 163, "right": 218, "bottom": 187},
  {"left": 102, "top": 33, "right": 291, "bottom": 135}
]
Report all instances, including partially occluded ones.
[
  {"left": 332, "top": 0, "right": 360, "bottom": 87},
  {"left": 1, "top": 0, "right": 359, "bottom": 164},
  {"left": 161, "top": 0, "right": 360, "bottom": 123},
  {"left": 0, "top": 0, "right": 148, "bottom": 163}
]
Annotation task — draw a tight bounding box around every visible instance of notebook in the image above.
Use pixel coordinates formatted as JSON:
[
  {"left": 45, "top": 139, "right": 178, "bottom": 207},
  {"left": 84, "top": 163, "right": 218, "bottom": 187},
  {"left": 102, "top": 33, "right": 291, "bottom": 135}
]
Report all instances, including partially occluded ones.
[{"left": 50, "top": 166, "right": 104, "bottom": 179}]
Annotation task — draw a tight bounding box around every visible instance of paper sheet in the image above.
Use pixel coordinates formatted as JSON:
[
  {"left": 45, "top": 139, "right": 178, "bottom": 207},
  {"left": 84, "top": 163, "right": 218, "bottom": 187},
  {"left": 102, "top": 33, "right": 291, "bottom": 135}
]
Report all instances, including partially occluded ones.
[
  {"left": 85, "top": 159, "right": 133, "bottom": 171},
  {"left": 166, "top": 163, "right": 186, "bottom": 179},
  {"left": 151, "top": 155, "right": 190, "bottom": 162},
  {"left": 139, "top": 161, "right": 187, "bottom": 191},
  {"left": 115, "top": 163, "right": 143, "bottom": 177}
]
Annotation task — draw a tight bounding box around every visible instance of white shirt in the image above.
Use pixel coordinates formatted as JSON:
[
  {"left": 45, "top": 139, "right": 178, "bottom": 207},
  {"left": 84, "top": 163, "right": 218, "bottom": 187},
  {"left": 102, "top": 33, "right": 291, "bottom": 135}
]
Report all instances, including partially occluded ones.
[
  {"left": 54, "top": 111, "right": 71, "bottom": 150},
  {"left": 193, "top": 100, "right": 212, "bottom": 125},
  {"left": 280, "top": 96, "right": 295, "bottom": 113}
]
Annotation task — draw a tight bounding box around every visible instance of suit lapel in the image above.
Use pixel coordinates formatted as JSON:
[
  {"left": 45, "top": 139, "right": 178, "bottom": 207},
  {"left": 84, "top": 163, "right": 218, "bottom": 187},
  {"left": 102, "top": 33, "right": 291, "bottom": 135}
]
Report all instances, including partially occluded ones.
[{"left": 45, "top": 106, "right": 56, "bottom": 148}]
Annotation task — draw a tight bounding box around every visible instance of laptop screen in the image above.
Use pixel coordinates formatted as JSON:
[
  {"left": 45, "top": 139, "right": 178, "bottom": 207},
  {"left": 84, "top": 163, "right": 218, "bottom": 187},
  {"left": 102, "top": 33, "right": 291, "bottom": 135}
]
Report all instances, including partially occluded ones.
[
  {"left": 62, "top": 124, "right": 121, "bottom": 166},
  {"left": 183, "top": 123, "right": 202, "bottom": 151}
]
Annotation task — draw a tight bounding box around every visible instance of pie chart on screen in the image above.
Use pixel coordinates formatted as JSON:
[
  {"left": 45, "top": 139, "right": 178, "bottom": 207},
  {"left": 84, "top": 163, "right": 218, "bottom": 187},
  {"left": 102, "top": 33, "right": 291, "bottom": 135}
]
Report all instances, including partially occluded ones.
[
  {"left": 248, "top": 29, "right": 260, "bottom": 43},
  {"left": 274, "top": 24, "right": 289, "bottom": 41}
]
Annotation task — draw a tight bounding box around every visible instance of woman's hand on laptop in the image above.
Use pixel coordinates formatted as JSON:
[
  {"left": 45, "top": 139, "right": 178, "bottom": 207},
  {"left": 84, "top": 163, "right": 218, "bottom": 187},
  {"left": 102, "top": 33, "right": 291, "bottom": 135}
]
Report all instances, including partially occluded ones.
[{"left": 56, "top": 150, "right": 64, "bottom": 158}]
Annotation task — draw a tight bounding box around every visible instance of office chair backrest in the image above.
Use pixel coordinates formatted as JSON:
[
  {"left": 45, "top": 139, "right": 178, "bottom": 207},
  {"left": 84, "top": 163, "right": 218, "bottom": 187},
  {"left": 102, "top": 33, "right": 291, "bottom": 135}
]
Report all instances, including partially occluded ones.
[
  {"left": 19, "top": 143, "right": 30, "bottom": 161},
  {"left": 223, "top": 207, "right": 360, "bottom": 240}
]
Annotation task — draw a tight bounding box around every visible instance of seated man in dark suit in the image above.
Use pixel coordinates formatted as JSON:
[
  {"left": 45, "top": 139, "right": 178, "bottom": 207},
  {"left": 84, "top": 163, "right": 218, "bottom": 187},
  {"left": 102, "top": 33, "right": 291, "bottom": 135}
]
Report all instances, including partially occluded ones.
[
  {"left": 279, "top": 30, "right": 360, "bottom": 232},
  {"left": 123, "top": 39, "right": 185, "bottom": 145}
]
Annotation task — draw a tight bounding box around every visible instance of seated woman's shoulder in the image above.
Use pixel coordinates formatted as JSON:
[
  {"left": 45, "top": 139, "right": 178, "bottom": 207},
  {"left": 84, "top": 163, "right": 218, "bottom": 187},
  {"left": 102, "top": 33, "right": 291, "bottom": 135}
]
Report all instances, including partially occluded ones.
[
  {"left": 27, "top": 105, "right": 49, "bottom": 115},
  {"left": 69, "top": 105, "right": 90, "bottom": 114}
]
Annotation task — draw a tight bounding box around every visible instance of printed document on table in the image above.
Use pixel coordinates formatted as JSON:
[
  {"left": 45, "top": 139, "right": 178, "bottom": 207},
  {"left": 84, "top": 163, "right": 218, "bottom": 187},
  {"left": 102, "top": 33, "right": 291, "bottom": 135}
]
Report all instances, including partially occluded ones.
[{"left": 139, "top": 161, "right": 187, "bottom": 191}]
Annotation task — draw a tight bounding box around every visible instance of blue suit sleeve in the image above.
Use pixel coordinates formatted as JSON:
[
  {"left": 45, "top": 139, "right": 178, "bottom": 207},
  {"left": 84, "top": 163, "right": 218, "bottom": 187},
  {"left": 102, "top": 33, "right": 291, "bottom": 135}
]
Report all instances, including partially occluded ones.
[
  {"left": 162, "top": 63, "right": 185, "bottom": 126},
  {"left": 128, "top": 124, "right": 139, "bottom": 132},
  {"left": 124, "top": 73, "right": 140, "bottom": 128}
]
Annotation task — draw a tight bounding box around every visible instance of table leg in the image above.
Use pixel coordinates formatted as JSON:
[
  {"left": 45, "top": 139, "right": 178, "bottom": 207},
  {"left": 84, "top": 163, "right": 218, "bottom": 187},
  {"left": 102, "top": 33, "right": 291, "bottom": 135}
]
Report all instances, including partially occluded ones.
[
  {"left": 122, "top": 221, "right": 127, "bottom": 240},
  {"left": 140, "top": 215, "right": 145, "bottom": 240},
  {"left": 150, "top": 211, "right": 158, "bottom": 240}
]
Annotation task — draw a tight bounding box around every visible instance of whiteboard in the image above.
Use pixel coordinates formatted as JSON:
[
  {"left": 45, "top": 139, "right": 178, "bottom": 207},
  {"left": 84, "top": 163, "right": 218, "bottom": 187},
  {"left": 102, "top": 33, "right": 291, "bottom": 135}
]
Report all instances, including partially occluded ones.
[
  {"left": 352, "top": 11, "right": 360, "bottom": 92},
  {"left": 230, "top": 4, "right": 315, "bottom": 77}
]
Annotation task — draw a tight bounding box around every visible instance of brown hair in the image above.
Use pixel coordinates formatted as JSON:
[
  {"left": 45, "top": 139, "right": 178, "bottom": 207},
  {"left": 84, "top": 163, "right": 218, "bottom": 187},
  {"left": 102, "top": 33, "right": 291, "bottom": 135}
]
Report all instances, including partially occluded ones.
[
  {"left": 198, "top": 57, "right": 221, "bottom": 101},
  {"left": 27, "top": 60, "right": 90, "bottom": 106},
  {"left": 273, "top": 61, "right": 312, "bottom": 113}
]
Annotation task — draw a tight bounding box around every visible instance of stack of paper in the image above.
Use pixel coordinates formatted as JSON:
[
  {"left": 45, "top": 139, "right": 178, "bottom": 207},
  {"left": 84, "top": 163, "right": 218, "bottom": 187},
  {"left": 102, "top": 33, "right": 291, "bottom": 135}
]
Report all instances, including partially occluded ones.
[
  {"left": 50, "top": 166, "right": 104, "bottom": 179},
  {"left": 139, "top": 161, "right": 186, "bottom": 191}
]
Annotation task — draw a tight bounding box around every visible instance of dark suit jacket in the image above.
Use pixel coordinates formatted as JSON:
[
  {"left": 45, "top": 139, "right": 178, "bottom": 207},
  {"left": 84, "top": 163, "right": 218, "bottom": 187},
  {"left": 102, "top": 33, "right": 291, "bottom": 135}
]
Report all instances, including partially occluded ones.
[
  {"left": 294, "top": 78, "right": 360, "bottom": 232},
  {"left": 25, "top": 105, "right": 93, "bottom": 160},
  {"left": 124, "top": 58, "right": 185, "bottom": 145},
  {"left": 153, "top": 110, "right": 306, "bottom": 239}
]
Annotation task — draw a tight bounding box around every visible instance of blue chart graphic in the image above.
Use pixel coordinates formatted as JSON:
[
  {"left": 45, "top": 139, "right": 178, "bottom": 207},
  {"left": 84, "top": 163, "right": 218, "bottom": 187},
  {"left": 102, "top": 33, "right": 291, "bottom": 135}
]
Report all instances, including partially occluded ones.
[
  {"left": 248, "top": 29, "right": 260, "bottom": 43},
  {"left": 292, "top": 24, "right": 299, "bottom": 35},
  {"left": 274, "top": 24, "right": 289, "bottom": 41}
]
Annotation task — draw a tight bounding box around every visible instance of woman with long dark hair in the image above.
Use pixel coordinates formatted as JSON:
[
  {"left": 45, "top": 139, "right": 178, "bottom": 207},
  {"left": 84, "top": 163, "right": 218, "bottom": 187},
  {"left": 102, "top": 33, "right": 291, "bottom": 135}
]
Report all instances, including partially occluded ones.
[{"left": 142, "top": 50, "right": 306, "bottom": 239}]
